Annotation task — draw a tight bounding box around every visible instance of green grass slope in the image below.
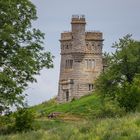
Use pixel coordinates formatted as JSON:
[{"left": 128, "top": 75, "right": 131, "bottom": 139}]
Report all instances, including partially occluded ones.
[
  {"left": 1, "top": 94, "right": 140, "bottom": 140},
  {"left": 31, "top": 94, "right": 103, "bottom": 119},
  {"left": 31, "top": 93, "right": 123, "bottom": 119},
  {"left": 1, "top": 113, "right": 140, "bottom": 140}
]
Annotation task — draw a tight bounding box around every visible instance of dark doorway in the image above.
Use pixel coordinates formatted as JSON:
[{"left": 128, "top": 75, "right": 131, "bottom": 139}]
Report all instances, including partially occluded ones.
[{"left": 66, "top": 90, "right": 69, "bottom": 101}]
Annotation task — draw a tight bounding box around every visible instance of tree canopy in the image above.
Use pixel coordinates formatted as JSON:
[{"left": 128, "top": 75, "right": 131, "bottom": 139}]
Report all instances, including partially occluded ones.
[
  {"left": 0, "top": 0, "right": 53, "bottom": 114},
  {"left": 95, "top": 35, "right": 140, "bottom": 112}
]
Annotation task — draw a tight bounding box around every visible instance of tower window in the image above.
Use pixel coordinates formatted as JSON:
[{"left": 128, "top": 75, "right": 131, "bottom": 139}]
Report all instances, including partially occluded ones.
[
  {"left": 66, "top": 90, "right": 69, "bottom": 101},
  {"left": 65, "top": 59, "right": 73, "bottom": 69},
  {"left": 66, "top": 45, "right": 69, "bottom": 49},
  {"left": 85, "top": 59, "right": 95, "bottom": 69},
  {"left": 72, "top": 36, "right": 73, "bottom": 39},
  {"left": 88, "top": 84, "right": 94, "bottom": 91}
]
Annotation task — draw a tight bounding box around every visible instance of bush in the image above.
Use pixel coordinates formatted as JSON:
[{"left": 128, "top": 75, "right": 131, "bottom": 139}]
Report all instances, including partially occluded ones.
[
  {"left": 98, "top": 97, "right": 125, "bottom": 118},
  {"left": 117, "top": 76, "right": 140, "bottom": 112},
  {"left": 0, "top": 113, "right": 14, "bottom": 134},
  {"left": 14, "top": 108, "right": 34, "bottom": 132}
]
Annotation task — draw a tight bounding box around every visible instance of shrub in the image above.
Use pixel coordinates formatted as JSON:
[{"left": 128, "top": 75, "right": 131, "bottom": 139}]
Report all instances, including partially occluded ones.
[
  {"left": 98, "top": 97, "right": 125, "bottom": 118},
  {"left": 117, "top": 76, "right": 140, "bottom": 112},
  {"left": 14, "top": 108, "right": 34, "bottom": 132},
  {"left": 0, "top": 113, "right": 14, "bottom": 134}
]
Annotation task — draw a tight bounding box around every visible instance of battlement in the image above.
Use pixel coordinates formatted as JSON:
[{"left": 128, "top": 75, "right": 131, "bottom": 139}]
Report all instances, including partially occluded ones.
[
  {"left": 71, "top": 15, "right": 86, "bottom": 24},
  {"left": 60, "top": 32, "right": 72, "bottom": 41},
  {"left": 85, "top": 31, "right": 103, "bottom": 41}
]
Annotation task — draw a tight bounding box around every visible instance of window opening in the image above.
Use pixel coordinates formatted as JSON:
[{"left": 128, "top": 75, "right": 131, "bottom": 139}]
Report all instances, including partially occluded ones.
[{"left": 66, "top": 91, "right": 69, "bottom": 101}]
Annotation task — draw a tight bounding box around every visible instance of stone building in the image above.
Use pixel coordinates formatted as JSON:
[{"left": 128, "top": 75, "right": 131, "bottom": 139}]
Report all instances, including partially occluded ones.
[{"left": 57, "top": 15, "right": 103, "bottom": 102}]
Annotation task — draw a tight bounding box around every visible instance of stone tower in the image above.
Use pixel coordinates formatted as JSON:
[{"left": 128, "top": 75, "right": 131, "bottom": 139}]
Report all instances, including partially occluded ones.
[{"left": 57, "top": 15, "right": 103, "bottom": 102}]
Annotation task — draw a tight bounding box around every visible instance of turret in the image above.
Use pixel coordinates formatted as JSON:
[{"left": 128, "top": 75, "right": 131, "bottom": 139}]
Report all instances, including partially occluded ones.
[{"left": 71, "top": 15, "right": 86, "bottom": 52}]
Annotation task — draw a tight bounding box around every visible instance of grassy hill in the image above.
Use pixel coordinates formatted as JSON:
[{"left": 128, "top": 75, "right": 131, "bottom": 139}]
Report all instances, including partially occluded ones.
[
  {"left": 31, "top": 94, "right": 102, "bottom": 118},
  {"left": 31, "top": 93, "right": 123, "bottom": 119},
  {"left": 1, "top": 94, "right": 140, "bottom": 140}
]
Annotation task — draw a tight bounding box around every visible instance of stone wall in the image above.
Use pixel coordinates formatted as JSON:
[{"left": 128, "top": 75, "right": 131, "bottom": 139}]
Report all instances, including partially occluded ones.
[{"left": 57, "top": 15, "right": 103, "bottom": 103}]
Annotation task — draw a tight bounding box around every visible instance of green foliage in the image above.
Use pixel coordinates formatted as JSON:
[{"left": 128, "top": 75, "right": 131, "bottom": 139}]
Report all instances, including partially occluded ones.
[
  {"left": 1, "top": 113, "right": 140, "bottom": 140},
  {"left": 95, "top": 35, "right": 140, "bottom": 112},
  {"left": 0, "top": 94, "right": 139, "bottom": 139},
  {"left": 30, "top": 98, "right": 57, "bottom": 118},
  {"left": 31, "top": 94, "right": 101, "bottom": 117},
  {"left": 117, "top": 76, "right": 140, "bottom": 112},
  {"left": 30, "top": 93, "right": 124, "bottom": 119},
  {"left": 98, "top": 97, "right": 125, "bottom": 118},
  {"left": 14, "top": 108, "right": 34, "bottom": 132},
  {"left": 0, "top": 0, "right": 53, "bottom": 113},
  {"left": 95, "top": 70, "right": 119, "bottom": 98},
  {"left": 0, "top": 112, "right": 15, "bottom": 135},
  {"left": 112, "top": 34, "right": 140, "bottom": 83}
]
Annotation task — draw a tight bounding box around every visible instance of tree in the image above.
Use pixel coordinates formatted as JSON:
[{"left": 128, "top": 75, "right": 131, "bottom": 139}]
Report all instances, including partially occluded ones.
[
  {"left": 95, "top": 35, "right": 140, "bottom": 111},
  {"left": 117, "top": 75, "right": 140, "bottom": 112},
  {"left": 0, "top": 0, "right": 53, "bottom": 114},
  {"left": 111, "top": 34, "right": 140, "bottom": 84}
]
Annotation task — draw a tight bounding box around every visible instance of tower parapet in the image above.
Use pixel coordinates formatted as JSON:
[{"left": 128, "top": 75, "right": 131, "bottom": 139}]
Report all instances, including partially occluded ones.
[
  {"left": 85, "top": 31, "right": 103, "bottom": 41},
  {"left": 60, "top": 32, "right": 72, "bottom": 41},
  {"left": 71, "top": 15, "right": 86, "bottom": 24}
]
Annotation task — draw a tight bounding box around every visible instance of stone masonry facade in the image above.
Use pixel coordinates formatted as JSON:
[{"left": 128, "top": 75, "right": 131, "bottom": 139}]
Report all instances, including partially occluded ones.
[{"left": 57, "top": 15, "right": 103, "bottom": 103}]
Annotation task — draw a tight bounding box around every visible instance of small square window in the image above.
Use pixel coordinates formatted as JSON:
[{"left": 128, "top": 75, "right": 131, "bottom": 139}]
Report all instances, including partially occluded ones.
[{"left": 88, "top": 84, "right": 94, "bottom": 91}]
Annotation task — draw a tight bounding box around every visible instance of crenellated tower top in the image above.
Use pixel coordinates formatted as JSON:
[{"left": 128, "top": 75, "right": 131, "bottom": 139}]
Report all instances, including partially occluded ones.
[{"left": 71, "top": 15, "right": 86, "bottom": 24}]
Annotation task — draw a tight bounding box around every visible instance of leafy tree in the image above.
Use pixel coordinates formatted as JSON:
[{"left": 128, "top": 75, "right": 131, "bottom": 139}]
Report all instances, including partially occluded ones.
[
  {"left": 117, "top": 75, "right": 140, "bottom": 112},
  {"left": 95, "top": 35, "right": 140, "bottom": 111},
  {"left": 0, "top": 0, "right": 53, "bottom": 114},
  {"left": 111, "top": 34, "right": 140, "bottom": 83}
]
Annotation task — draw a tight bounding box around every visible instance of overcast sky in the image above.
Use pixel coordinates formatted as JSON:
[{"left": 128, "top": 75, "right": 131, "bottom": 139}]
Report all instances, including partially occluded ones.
[{"left": 26, "top": 0, "right": 140, "bottom": 106}]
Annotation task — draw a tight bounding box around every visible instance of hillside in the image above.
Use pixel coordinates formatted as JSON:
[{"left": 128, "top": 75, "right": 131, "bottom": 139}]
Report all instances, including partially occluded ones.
[
  {"left": 31, "top": 94, "right": 102, "bottom": 118},
  {"left": 31, "top": 93, "right": 125, "bottom": 120},
  {"left": 1, "top": 94, "right": 140, "bottom": 140}
]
